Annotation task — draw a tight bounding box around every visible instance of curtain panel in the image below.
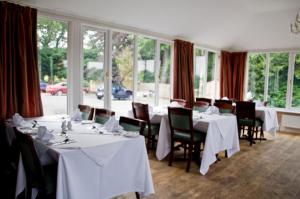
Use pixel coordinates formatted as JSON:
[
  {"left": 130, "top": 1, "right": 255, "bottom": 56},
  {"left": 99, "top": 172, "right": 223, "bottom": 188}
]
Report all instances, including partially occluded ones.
[
  {"left": 0, "top": 2, "right": 43, "bottom": 120},
  {"left": 220, "top": 51, "right": 247, "bottom": 101},
  {"left": 173, "top": 39, "right": 194, "bottom": 108}
]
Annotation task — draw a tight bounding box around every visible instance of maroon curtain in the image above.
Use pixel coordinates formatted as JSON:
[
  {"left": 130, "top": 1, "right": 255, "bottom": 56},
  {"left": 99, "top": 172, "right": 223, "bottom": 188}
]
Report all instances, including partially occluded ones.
[
  {"left": 220, "top": 51, "right": 247, "bottom": 101},
  {"left": 0, "top": 2, "right": 43, "bottom": 120},
  {"left": 173, "top": 39, "right": 194, "bottom": 108}
]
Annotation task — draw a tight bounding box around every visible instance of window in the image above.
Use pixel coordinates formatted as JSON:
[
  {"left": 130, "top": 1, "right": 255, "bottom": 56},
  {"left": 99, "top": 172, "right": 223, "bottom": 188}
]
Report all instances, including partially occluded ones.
[
  {"left": 82, "top": 27, "right": 106, "bottom": 108},
  {"left": 136, "top": 36, "right": 156, "bottom": 106},
  {"left": 292, "top": 53, "right": 300, "bottom": 108},
  {"left": 158, "top": 43, "right": 171, "bottom": 105},
  {"left": 268, "top": 53, "right": 288, "bottom": 108},
  {"left": 247, "top": 52, "right": 300, "bottom": 109},
  {"left": 247, "top": 53, "right": 266, "bottom": 101},
  {"left": 111, "top": 32, "right": 134, "bottom": 117},
  {"left": 37, "top": 17, "right": 68, "bottom": 115},
  {"left": 194, "top": 49, "right": 206, "bottom": 97},
  {"left": 194, "top": 48, "right": 219, "bottom": 99}
]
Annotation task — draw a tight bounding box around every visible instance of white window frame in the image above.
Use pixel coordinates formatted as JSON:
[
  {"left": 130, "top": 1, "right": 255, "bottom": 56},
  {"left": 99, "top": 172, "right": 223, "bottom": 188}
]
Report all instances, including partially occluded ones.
[{"left": 245, "top": 50, "right": 300, "bottom": 110}]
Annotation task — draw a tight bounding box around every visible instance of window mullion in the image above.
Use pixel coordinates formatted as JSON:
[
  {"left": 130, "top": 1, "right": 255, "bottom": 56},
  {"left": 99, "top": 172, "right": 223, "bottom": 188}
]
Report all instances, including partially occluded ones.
[
  {"left": 104, "top": 30, "right": 112, "bottom": 109},
  {"left": 264, "top": 53, "right": 270, "bottom": 102},
  {"left": 287, "top": 52, "right": 296, "bottom": 108},
  {"left": 154, "top": 41, "right": 160, "bottom": 106},
  {"left": 133, "top": 35, "right": 138, "bottom": 101}
]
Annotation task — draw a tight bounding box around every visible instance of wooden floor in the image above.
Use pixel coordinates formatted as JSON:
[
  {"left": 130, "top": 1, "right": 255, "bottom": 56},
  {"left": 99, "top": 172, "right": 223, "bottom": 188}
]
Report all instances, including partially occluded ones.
[{"left": 117, "top": 132, "right": 300, "bottom": 199}]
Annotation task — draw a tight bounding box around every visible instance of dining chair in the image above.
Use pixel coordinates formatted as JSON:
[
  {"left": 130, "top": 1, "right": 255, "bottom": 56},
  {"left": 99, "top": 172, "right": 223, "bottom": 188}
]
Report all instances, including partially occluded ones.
[
  {"left": 94, "top": 108, "right": 115, "bottom": 125},
  {"left": 170, "top": 99, "right": 187, "bottom": 107},
  {"left": 214, "top": 99, "right": 233, "bottom": 105},
  {"left": 168, "top": 107, "right": 206, "bottom": 172},
  {"left": 119, "top": 116, "right": 146, "bottom": 135},
  {"left": 214, "top": 101, "right": 234, "bottom": 114},
  {"left": 132, "top": 102, "right": 160, "bottom": 150},
  {"left": 78, "top": 104, "right": 94, "bottom": 120},
  {"left": 14, "top": 129, "right": 57, "bottom": 199},
  {"left": 1, "top": 121, "right": 18, "bottom": 198},
  {"left": 195, "top": 97, "right": 212, "bottom": 106},
  {"left": 236, "top": 101, "right": 264, "bottom": 146},
  {"left": 193, "top": 101, "right": 209, "bottom": 112}
]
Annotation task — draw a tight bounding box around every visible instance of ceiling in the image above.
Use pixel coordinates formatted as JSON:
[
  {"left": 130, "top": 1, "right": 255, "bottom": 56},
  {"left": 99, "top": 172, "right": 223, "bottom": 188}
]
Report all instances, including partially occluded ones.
[{"left": 18, "top": 0, "right": 300, "bottom": 51}]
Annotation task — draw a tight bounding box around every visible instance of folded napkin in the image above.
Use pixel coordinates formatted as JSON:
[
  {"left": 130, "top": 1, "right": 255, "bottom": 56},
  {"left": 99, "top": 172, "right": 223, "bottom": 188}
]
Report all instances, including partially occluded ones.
[
  {"left": 37, "top": 126, "right": 54, "bottom": 142},
  {"left": 71, "top": 108, "right": 82, "bottom": 121},
  {"left": 103, "top": 116, "right": 123, "bottom": 132},
  {"left": 12, "top": 113, "right": 32, "bottom": 127},
  {"left": 169, "top": 101, "right": 184, "bottom": 108},
  {"left": 221, "top": 96, "right": 229, "bottom": 100},
  {"left": 12, "top": 113, "right": 24, "bottom": 126},
  {"left": 205, "top": 106, "right": 219, "bottom": 115}
]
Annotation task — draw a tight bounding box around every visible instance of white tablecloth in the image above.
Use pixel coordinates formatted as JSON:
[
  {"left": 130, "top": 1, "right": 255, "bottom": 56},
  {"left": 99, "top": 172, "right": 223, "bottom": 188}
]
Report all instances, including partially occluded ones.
[
  {"left": 256, "top": 107, "right": 279, "bottom": 137},
  {"left": 15, "top": 118, "right": 154, "bottom": 199},
  {"left": 156, "top": 113, "right": 240, "bottom": 175}
]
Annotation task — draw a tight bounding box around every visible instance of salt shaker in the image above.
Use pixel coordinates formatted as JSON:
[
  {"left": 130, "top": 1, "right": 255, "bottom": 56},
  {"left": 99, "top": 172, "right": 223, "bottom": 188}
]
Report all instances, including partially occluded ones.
[
  {"left": 61, "top": 120, "right": 67, "bottom": 132},
  {"left": 67, "top": 120, "right": 72, "bottom": 130}
]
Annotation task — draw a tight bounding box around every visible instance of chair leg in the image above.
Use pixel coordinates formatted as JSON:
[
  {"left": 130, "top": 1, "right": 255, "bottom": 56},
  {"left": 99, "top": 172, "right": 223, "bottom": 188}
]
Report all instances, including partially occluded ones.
[
  {"left": 186, "top": 143, "right": 193, "bottom": 172},
  {"left": 225, "top": 150, "right": 228, "bottom": 158},
  {"left": 135, "top": 192, "right": 140, "bottom": 199},
  {"left": 184, "top": 144, "right": 187, "bottom": 159},
  {"left": 249, "top": 126, "right": 253, "bottom": 146},
  {"left": 151, "top": 135, "right": 156, "bottom": 149},
  {"left": 168, "top": 140, "right": 174, "bottom": 166}
]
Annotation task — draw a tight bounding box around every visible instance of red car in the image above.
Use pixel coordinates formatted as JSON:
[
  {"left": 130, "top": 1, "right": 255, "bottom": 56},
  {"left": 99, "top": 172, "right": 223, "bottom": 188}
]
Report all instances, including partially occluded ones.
[
  {"left": 46, "top": 82, "right": 90, "bottom": 95},
  {"left": 46, "top": 82, "right": 68, "bottom": 95}
]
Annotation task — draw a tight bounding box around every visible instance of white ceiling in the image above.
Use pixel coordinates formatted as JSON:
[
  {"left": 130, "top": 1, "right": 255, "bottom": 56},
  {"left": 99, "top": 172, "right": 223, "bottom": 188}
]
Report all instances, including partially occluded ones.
[{"left": 19, "top": 0, "right": 300, "bottom": 51}]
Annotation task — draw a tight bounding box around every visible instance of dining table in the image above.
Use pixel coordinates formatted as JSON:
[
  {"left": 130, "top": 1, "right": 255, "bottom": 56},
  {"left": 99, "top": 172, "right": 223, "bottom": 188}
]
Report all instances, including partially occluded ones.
[
  {"left": 13, "top": 115, "right": 154, "bottom": 199},
  {"left": 255, "top": 106, "right": 279, "bottom": 138},
  {"left": 131, "top": 106, "right": 240, "bottom": 175}
]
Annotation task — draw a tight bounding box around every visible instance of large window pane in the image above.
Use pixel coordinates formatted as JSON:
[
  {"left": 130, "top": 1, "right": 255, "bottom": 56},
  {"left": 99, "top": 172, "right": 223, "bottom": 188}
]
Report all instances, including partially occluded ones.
[
  {"left": 38, "top": 17, "right": 68, "bottom": 115},
  {"left": 136, "top": 37, "right": 156, "bottom": 106},
  {"left": 247, "top": 54, "right": 266, "bottom": 101},
  {"left": 111, "top": 32, "right": 134, "bottom": 117},
  {"left": 82, "top": 28, "right": 105, "bottom": 108},
  {"left": 268, "top": 53, "right": 288, "bottom": 108},
  {"left": 158, "top": 43, "right": 171, "bottom": 105},
  {"left": 194, "top": 49, "right": 206, "bottom": 97},
  {"left": 292, "top": 54, "right": 300, "bottom": 107},
  {"left": 205, "top": 51, "right": 216, "bottom": 98}
]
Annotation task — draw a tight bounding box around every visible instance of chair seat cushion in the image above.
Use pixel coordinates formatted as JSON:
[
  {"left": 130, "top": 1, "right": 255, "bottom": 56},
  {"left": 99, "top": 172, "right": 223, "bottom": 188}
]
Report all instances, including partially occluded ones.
[
  {"left": 219, "top": 108, "right": 232, "bottom": 114},
  {"left": 238, "top": 118, "right": 263, "bottom": 127},
  {"left": 174, "top": 130, "right": 206, "bottom": 142}
]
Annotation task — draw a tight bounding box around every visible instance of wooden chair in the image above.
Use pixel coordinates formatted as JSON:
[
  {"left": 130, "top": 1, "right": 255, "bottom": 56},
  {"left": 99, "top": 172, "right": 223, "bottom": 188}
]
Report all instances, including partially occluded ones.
[
  {"left": 193, "top": 101, "right": 209, "bottom": 112},
  {"left": 170, "top": 99, "right": 187, "bottom": 107},
  {"left": 94, "top": 108, "right": 115, "bottom": 125},
  {"left": 132, "top": 102, "right": 160, "bottom": 150},
  {"left": 78, "top": 104, "right": 94, "bottom": 120},
  {"left": 14, "top": 129, "right": 57, "bottom": 199},
  {"left": 214, "top": 99, "right": 233, "bottom": 105},
  {"left": 236, "top": 101, "right": 264, "bottom": 146},
  {"left": 168, "top": 107, "right": 206, "bottom": 172},
  {"left": 119, "top": 116, "right": 146, "bottom": 135},
  {"left": 214, "top": 101, "right": 233, "bottom": 114},
  {"left": 195, "top": 97, "right": 212, "bottom": 106}
]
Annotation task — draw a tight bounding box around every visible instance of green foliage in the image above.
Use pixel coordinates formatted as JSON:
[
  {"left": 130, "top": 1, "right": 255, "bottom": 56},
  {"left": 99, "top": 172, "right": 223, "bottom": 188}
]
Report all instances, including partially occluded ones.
[
  {"left": 139, "top": 70, "right": 155, "bottom": 83},
  {"left": 138, "top": 37, "right": 155, "bottom": 60},
  {"left": 159, "top": 44, "right": 171, "bottom": 84},
  {"left": 207, "top": 52, "right": 215, "bottom": 82}
]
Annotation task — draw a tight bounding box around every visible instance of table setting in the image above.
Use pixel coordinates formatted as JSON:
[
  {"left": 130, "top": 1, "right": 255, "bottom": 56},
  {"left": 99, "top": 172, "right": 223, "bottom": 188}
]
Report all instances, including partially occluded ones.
[{"left": 11, "top": 113, "right": 154, "bottom": 199}]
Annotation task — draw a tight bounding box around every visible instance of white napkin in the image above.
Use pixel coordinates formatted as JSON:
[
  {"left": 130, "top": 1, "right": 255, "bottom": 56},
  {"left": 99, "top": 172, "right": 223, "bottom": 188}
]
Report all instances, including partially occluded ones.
[
  {"left": 12, "top": 113, "right": 24, "bottom": 126},
  {"left": 221, "top": 96, "right": 229, "bottom": 100},
  {"left": 103, "top": 116, "right": 123, "bottom": 132},
  {"left": 37, "top": 126, "right": 54, "bottom": 142},
  {"left": 169, "top": 101, "right": 184, "bottom": 108},
  {"left": 205, "top": 106, "right": 220, "bottom": 115},
  {"left": 71, "top": 108, "right": 82, "bottom": 121},
  {"left": 12, "top": 113, "right": 32, "bottom": 127}
]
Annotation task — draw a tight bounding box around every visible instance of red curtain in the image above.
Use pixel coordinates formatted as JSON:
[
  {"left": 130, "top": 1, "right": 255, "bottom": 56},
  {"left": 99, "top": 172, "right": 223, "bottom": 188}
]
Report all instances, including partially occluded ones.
[
  {"left": 0, "top": 2, "right": 43, "bottom": 120},
  {"left": 220, "top": 51, "right": 247, "bottom": 101},
  {"left": 173, "top": 39, "right": 194, "bottom": 108}
]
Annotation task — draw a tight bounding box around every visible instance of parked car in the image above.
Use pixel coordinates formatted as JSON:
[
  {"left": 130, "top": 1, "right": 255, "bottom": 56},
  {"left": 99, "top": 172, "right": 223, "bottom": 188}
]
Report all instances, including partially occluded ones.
[
  {"left": 46, "top": 82, "right": 67, "bottom": 95},
  {"left": 96, "top": 85, "right": 133, "bottom": 100},
  {"left": 40, "top": 80, "right": 48, "bottom": 93},
  {"left": 46, "top": 82, "right": 90, "bottom": 96}
]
